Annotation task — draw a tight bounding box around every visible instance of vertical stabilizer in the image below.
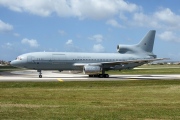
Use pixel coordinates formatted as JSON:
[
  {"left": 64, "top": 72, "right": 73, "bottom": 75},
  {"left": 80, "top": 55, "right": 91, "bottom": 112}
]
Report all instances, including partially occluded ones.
[{"left": 137, "top": 30, "right": 156, "bottom": 53}]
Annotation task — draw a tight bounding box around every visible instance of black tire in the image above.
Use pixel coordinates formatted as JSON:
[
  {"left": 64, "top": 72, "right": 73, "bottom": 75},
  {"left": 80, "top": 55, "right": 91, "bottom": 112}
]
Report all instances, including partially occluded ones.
[
  {"left": 39, "top": 75, "right": 42, "bottom": 78},
  {"left": 99, "top": 74, "right": 103, "bottom": 78},
  {"left": 94, "top": 75, "right": 99, "bottom": 77},
  {"left": 89, "top": 75, "right": 93, "bottom": 77},
  {"left": 104, "top": 74, "right": 109, "bottom": 78}
]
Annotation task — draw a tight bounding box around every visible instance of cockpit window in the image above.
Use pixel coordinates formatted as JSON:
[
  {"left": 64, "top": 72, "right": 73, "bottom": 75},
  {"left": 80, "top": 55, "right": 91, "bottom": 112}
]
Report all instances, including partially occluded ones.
[{"left": 16, "top": 56, "right": 23, "bottom": 60}]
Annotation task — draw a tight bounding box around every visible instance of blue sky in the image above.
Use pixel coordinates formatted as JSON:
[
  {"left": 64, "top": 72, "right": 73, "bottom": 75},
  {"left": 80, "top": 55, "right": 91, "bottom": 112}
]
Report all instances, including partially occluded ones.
[{"left": 0, "top": 0, "right": 180, "bottom": 61}]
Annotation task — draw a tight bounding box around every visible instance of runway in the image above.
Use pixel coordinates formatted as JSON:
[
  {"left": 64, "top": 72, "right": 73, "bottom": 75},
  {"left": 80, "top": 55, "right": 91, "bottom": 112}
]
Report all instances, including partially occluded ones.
[{"left": 0, "top": 70, "right": 180, "bottom": 82}]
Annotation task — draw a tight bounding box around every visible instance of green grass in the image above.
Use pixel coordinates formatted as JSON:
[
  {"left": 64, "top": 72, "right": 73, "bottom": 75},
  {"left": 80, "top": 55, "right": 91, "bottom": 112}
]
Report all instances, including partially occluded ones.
[
  {"left": 107, "top": 68, "right": 180, "bottom": 74},
  {"left": 0, "top": 66, "right": 21, "bottom": 72},
  {"left": 0, "top": 80, "right": 180, "bottom": 119},
  {"left": 107, "top": 64, "right": 180, "bottom": 74},
  {"left": 139, "top": 64, "right": 180, "bottom": 68}
]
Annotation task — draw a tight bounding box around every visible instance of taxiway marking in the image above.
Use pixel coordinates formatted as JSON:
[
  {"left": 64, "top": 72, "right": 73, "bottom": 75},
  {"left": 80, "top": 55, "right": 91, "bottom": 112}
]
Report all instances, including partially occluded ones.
[{"left": 57, "top": 78, "right": 64, "bottom": 82}]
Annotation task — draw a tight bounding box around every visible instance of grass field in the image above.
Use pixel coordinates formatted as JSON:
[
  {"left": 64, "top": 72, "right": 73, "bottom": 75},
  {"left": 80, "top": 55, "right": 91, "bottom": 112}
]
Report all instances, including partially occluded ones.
[
  {"left": 107, "top": 68, "right": 180, "bottom": 74},
  {"left": 107, "top": 64, "right": 180, "bottom": 74},
  {"left": 0, "top": 66, "right": 19, "bottom": 72},
  {"left": 1, "top": 65, "right": 180, "bottom": 119},
  {"left": 0, "top": 80, "right": 180, "bottom": 119}
]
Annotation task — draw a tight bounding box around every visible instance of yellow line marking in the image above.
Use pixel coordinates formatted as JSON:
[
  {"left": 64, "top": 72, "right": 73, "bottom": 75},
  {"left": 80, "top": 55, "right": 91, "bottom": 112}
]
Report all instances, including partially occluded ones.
[{"left": 57, "top": 78, "right": 64, "bottom": 82}]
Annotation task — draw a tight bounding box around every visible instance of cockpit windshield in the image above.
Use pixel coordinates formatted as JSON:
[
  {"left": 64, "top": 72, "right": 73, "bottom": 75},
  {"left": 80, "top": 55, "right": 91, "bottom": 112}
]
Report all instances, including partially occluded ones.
[{"left": 16, "top": 56, "right": 23, "bottom": 60}]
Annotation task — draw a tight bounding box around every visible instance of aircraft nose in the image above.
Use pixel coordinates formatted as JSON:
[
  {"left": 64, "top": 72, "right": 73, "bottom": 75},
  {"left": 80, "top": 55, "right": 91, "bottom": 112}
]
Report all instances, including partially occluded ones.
[{"left": 10, "top": 60, "right": 23, "bottom": 67}]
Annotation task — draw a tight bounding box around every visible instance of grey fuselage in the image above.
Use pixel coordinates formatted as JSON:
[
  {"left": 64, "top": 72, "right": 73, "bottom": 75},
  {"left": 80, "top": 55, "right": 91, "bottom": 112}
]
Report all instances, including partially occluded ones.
[{"left": 11, "top": 52, "right": 151, "bottom": 71}]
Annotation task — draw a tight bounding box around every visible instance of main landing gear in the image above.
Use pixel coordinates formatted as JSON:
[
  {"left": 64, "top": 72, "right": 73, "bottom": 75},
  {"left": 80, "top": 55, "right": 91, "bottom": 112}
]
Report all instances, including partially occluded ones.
[
  {"left": 89, "top": 74, "right": 109, "bottom": 78},
  {"left": 89, "top": 69, "right": 109, "bottom": 78},
  {"left": 37, "top": 70, "right": 42, "bottom": 78}
]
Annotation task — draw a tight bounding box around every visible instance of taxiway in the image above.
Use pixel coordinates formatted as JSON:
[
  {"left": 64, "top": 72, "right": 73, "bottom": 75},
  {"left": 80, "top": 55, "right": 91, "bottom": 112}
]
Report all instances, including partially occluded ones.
[{"left": 0, "top": 70, "right": 180, "bottom": 82}]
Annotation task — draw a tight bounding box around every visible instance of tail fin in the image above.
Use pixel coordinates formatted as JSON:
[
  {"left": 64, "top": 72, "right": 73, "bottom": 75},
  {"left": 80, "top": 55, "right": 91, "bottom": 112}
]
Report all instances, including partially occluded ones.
[{"left": 137, "top": 30, "right": 156, "bottom": 53}]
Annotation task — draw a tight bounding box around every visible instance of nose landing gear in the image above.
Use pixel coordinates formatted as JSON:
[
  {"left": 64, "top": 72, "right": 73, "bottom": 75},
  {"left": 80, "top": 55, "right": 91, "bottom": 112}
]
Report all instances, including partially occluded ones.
[
  {"left": 37, "top": 70, "right": 42, "bottom": 78},
  {"left": 39, "top": 75, "right": 42, "bottom": 78}
]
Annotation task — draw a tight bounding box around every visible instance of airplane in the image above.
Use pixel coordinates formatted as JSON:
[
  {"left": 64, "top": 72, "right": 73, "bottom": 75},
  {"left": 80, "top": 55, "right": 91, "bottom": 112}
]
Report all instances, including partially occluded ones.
[{"left": 10, "top": 30, "right": 164, "bottom": 78}]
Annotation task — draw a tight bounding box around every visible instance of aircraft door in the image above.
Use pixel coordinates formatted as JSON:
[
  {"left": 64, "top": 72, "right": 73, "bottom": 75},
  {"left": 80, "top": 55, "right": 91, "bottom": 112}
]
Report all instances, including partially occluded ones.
[{"left": 27, "top": 56, "right": 32, "bottom": 62}]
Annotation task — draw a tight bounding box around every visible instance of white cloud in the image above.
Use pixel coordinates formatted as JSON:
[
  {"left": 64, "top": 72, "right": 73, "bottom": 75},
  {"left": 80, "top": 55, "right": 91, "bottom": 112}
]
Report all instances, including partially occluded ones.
[
  {"left": 89, "top": 34, "right": 104, "bottom": 42},
  {"left": 0, "top": 0, "right": 139, "bottom": 19},
  {"left": 154, "top": 8, "right": 180, "bottom": 29},
  {"left": 106, "top": 19, "right": 123, "bottom": 28},
  {"left": 132, "top": 8, "right": 180, "bottom": 30},
  {"left": 119, "top": 12, "right": 127, "bottom": 20},
  {"left": 70, "top": 0, "right": 139, "bottom": 19},
  {"left": 58, "top": 30, "right": 66, "bottom": 36},
  {"left": 66, "top": 39, "right": 73, "bottom": 45},
  {"left": 6, "top": 42, "right": 12, "bottom": 46},
  {"left": 158, "top": 31, "right": 180, "bottom": 42},
  {"left": 146, "top": 9, "right": 180, "bottom": 43},
  {"left": 132, "top": 12, "right": 160, "bottom": 28},
  {"left": 0, "top": 20, "right": 13, "bottom": 33},
  {"left": 0, "top": 0, "right": 55, "bottom": 17},
  {"left": 154, "top": 8, "right": 180, "bottom": 25},
  {"left": 65, "top": 39, "right": 82, "bottom": 52},
  {"left": 21, "top": 38, "right": 39, "bottom": 47},
  {"left": 93, "top": 44, "right": 104, "bottom": 52},
  {"left": 1, "top": 42, "right": 13, "bottom": 49},
  {"left": 13, "top": 33, "right": 20, "bottom": 37},
  {"left": 137, "top": 9, "right": 180, "bottom": 43}
]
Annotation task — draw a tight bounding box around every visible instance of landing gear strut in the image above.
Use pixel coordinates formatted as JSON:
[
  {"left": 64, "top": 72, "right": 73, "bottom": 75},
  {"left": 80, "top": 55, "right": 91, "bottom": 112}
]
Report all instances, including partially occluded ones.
[
  {"left": 88, "top": 69, "right": 109, "bottom": 78},
  {"left": 37, "top": 70, "right": 42, "bottom": 78},
  {"left": 100, "top": 68, "right": 109, "bottom": 78}
]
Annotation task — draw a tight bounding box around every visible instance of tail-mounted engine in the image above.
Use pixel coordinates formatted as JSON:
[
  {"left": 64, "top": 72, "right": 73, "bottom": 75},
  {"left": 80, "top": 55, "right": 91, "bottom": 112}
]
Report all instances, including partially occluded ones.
[{"left": 117, "top": 45, "right": 135, "bottom": 54}]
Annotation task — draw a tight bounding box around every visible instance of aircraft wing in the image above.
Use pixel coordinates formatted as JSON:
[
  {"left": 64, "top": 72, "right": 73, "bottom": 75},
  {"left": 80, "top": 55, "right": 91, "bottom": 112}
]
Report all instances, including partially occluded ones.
[
  {"left": 73, "top": 58, "right": 167, "bottom": 67},
  {"left": 100, "top": 58, "right": 167, "bottom": 65}
]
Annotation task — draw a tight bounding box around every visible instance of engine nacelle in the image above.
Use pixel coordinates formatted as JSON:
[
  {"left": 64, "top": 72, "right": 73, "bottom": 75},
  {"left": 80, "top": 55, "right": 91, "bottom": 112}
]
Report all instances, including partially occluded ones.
[
  {"left": 117, "top": 45, "right": 134, "bottom": 54},
  {"left": 83, "top": 65, "right": 102, "bottom": 75}
]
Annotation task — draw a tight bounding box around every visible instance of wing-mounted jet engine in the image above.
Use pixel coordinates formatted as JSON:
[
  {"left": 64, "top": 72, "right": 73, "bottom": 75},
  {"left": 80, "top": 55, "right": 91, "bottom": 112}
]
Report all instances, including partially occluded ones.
[
  {"left": 83, "top": 65, "right": 102, "bottom": 75},
  {"left": 83, "top": 65, "right": 109, "bottom": 78}
]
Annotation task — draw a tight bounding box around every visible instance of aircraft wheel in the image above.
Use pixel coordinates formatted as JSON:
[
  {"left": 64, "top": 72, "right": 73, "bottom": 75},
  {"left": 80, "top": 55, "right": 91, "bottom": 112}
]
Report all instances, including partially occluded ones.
[
  {"left": 39, "top": 75, "right": 42, "bottom": 78},
  {"left": 99, "top": 74, "right": 103, "bottom": 78},
  {"left": 106, "top": 74, "right": 109, "bottom": 78},
  {"left": 89, "top": 75, "right": 93, "bottom": 77},
  {"left": 94, "top": 75, "right": 99, "bottom": 77},
  {"left": 104, "top": 74, "right": 109, "bottom": 78}
]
